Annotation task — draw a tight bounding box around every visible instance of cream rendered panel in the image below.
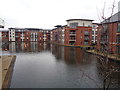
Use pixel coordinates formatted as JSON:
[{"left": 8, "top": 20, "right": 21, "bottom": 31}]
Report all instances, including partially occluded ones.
[{"left": 67, "top": 20, "right": 92, "bottom": 27}]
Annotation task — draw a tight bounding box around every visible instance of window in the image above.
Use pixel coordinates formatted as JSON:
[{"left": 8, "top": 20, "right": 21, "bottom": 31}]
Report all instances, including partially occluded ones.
[
  {"left": 93, "top": 25, "right": 95, "bottom": 28},
  {"left": 117, "top": 35, "right": 120, "bottom": 44},
  {"left": 95, "top": 36, "right": 97, "bottom": 39},
  {"left": 95, "top": 31, "right": 98, "bottom": 35},
  {"left": 83, "top": 23, "right": 84, "bottom": 26},
  {"left": 84, "top": 31, "right": 89, "bottom": 35},
  {"left": 84, "top": 41, "right": 89, "bottom": 45},
  {"left": 118, "top": 23, "right": 120, "bottom": 32},
  {"left": 116, "top": 46, "right": 120, "bottom": 54},
  {"left": 70, "top": 23, "right": 78, "bottom": 28}
]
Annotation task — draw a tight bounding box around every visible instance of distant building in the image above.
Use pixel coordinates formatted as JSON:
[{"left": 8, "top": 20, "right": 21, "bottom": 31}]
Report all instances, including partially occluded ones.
[
  {"left": 41, "top": 29, "right": 50, "bottom": 43},
  {"left": 50, "top": 25, "right": 65, "bottom": 45},
  {"left": 0, "top": 18, "right": 5, "bottom": 41},
  {"left": 0, "top": 18, "right": 4, "bottom": 28},
  {"left": 1, "top": 29, "right": 9, "bottom": 42},
  {"left": 8, "top": 28, "right": 50, "bottom": 42},
  {"left": 0, "top": 18, "right": 9, "bottom": 42},
  {"left": 64, "top": 19, "right": 93, "bottom": 46}
]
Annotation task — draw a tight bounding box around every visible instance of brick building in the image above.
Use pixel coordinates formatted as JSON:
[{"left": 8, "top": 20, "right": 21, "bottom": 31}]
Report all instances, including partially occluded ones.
[
  {"left": 50, "top": 25, "right": 65, "bottom": 45},
  {"left": 64, "top": 19, "right": 93, "bottom": 46},
  {"left": 97, "top": 12, "right": 120, "bottom": 55},
  {"left": 0, "top": 18, "right": 5, "bottom": 42},
  {"left": 8, "top": 28, "right": 50, "bottom": 42},
  {"left": 1, "top": 30, "right": 9, "bottom": 42},
  {"left": 0, "top": 18, "right": 4, "bottom": 28}
]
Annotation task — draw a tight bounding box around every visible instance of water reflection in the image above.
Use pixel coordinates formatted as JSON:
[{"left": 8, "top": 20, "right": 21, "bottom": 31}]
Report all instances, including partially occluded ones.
[
  {"left": 2, "top": 42, "right": 120, "bottom": 88},
  {"left": 2, "top": 42, "right": 50, "bottom": 53}
]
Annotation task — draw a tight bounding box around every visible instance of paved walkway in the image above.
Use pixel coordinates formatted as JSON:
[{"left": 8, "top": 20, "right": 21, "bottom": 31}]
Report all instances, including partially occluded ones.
[
  {"left": 0, "top": 55, "right": 16, "bottom": 89},
  {"left": 87, "top": 50, "right": 120, "bottom": 61}
]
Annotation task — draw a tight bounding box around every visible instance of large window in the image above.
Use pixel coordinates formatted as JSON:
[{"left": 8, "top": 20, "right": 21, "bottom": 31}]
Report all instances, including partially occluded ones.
[
  {"left": 117, "top": 35, "right": 120, "bottom": 44},
  {"left": 116, "top": 46, "right": 120, "bottom": 54},
  {"left": 70, "top": 23, "right": 78, "bottom": 28},
  {"left": 118, "top": 23, "right": 120, "bottom": 32}
]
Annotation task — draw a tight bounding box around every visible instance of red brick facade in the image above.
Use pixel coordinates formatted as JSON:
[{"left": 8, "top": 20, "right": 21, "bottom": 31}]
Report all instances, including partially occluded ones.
[
  {"left": 2, "top": 31, "right": 9, "bottom": 42},
  {"left": 64, "top": 26, "right": 92, "bottom": 46},
  {"left": 97, "top": 22, "right": 120, "bottom": 54}
]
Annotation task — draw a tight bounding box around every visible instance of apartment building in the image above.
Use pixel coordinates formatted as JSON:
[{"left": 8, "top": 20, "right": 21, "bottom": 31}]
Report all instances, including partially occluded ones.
[
  {"left": 1, "top": 30, "right": 9, "bottom": 42},
  {"left": 64, "top": 19, "right": 93, "bottom": 46},
  {"left": 9, "top": 28, "right": 50, "bottom": 42},
  {"left": 0, "top": 18, "right": 4, "bottom": 28},
  {"left": 0, "top": 18, "right": 5, "bottom": 42},
  {"left": 50, "top": 25, "right": 65, "bottom": 45},
  {"left": 97, "top": 11, "right": 120, "bottom": 55},
  {"left": 92, "top": 23, "right": 98, "bottom": 45},
  {"left": 42, "top": 29, "right": 50, "bottom": 42}
]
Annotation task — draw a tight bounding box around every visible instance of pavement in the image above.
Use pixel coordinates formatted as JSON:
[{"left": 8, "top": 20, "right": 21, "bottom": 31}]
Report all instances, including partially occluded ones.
[
  {"left": 87, "top": 50, "right": 120, "bottom": 61},
  {"left": 0, "top": 55, "right": 16, "bottom": 89}
]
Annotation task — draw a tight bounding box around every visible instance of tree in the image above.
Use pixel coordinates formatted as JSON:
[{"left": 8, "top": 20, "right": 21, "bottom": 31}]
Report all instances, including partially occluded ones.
[{"left": 96, "top": 0, "right": 120, "bottom": 89}]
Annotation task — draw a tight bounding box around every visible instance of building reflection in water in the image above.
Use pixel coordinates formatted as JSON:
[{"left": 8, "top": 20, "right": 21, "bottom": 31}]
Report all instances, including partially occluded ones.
[
  {"left": 2, "top": 42, "right": 120, "bottom": 88},
  {"left": 3, "top": 42, "right": 94, "bottom": 65},
  {"left": 50, "top": 44, "right": 94, "bottom": 65},
  {"left": 2, "top": 42, "right": 50, "bottom": 53}
]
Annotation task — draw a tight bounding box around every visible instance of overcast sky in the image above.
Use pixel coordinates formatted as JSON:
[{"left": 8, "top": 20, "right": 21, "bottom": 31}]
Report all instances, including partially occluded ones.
[{"left": 0, "top": 0, "right": 120, "bottom": 29}]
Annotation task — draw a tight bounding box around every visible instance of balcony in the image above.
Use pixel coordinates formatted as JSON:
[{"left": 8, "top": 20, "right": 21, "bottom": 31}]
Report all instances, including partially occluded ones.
[
  {"left": 84, "top": 38, "right": 89, "bottom": 41},
  {"left": 69, "top": 37, "right": 76, "bottom": 41},
  {"left": 69, "top": 32, "right": 76, "bottom": 36},
  {"left": 117, "top": 35, "right": 120, "bottom": 44},
  {"left": 117, "top": 28, "right": 120, "bottom": 32},
  {"left": 15, "top": 35, "right": 19, "bottom": 38},
  {"left": 69, "top": 41, "right": 75, "bottom": 45},
  {"left": 116, "top": 29, "right": 120, "bottom": 35},
  {"left": 116, "top": 45, "right": 120, "bottom": 54},
  {"left": 84, "top": 32, "right": 89, "bottom": 36},
  {"left": 100, "top": 41, "right": 108, "bottom": 45}
]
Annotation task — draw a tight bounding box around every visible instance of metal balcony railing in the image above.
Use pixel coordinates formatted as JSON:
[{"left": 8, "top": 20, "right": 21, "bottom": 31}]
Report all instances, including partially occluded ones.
[
  {"left": 69, "top": 37, "right": 76, "bottom": 41},
  {"left": 84, "top": 32, "right": 89, "bottom": 35},
  {"left": 84, "top": 38, "right": 89, "bottom": 40},
  {"left": 69, "top": 32, "right": 76, "bottom": 36}
]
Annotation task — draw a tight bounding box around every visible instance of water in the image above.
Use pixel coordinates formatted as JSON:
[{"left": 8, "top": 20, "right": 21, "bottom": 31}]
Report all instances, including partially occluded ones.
[{"left": 2, "top": 42, "right": 120, "bottom": 88}]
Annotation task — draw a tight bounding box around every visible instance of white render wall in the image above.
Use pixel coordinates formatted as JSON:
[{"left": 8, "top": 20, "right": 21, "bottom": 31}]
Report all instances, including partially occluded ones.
[
  {"left": 92, "top": 29, "right": 97, "bottom": 43},
  {"left": 92, "top": 23, "right": 98, "bottom": 43},
  {"left": 9, "top": 29, "right": 15, "bottom": 41},
  {"left": 67, "top": 20, "right": 93, "bottom": 27}
]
